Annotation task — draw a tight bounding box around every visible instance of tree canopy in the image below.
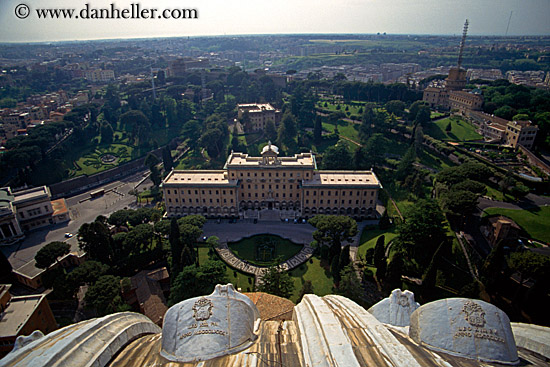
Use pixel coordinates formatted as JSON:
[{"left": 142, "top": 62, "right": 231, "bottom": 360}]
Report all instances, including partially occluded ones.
[
  {"left": 309, "top": 215, "right": 358, "bottom": 249},
  {"left": 34, "top": 241, "right": 70, "bottom": 269},
  {"left": 257, "top": 265, "right": 294, "bottom": 299}
]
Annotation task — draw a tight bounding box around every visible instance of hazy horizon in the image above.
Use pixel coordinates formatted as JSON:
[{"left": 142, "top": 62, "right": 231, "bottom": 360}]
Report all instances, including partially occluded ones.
[{"left": 1, "top": 0, "right": 549, "bottom": 43}]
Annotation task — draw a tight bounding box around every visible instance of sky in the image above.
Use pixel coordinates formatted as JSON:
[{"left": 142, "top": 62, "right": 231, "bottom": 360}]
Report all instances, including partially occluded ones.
[{"left": 0, "top": 0, "right": 549, "bottom": 42}]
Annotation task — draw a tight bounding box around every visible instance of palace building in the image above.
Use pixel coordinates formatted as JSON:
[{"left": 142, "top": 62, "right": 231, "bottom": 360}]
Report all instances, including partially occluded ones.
[{"left": 162, "top": 143, "right": 381, "bottom": 220}]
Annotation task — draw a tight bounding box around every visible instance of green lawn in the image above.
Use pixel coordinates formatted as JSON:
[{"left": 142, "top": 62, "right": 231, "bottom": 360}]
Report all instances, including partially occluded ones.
[
  {"left": 358, "top": 226, "right": 399, "bottom": 259},
  {"left": 198, "top": 247, "right": 256, "bottom": 292},
  {"left": 288, "top": 256, "right": 334, "bottom": 303},
  {"left": 426, "top": 117, "right": 482, "bottom": 142},
  {"left": 228, "top": 235, "right": 303, "bottom": 266},
  {"left": 317, "top": 102, "right": 363, "bottom": 117},
  {"left": 175, "top": 149, "right": 208, "bottom": 170},
  {"left": 483, "top": 207, "right": 550, "bottom": 244},
  {"left": 322, "top": 121, "right": 360, "bottom": 143},
  {"left": 418, "top": 148, "right": 455, "bottom": 171}
]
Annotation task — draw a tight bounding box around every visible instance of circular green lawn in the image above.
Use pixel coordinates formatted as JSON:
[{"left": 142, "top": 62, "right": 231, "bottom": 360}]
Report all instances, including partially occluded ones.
[{"left": 228, "top": 234, "right": 303, "bottom": 266}]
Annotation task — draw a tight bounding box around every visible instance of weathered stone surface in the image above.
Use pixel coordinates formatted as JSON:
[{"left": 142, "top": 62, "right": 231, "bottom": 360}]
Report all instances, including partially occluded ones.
[
  {"left": 511, "top": 322, "right": 550, "bottom": 359},
  {"left": 160, "top": 283, "right": 260, "bottom": 363},
  {"left": 12, "top": 330, "right": 44, "bottom": 352},
  {"left": 368, "top": 289, "right": 419, "bottom": 327},
  {"left": 409, "top": 298, "right": 519, "bottom": 365},
  {"left": 0, "top": 312, "right": 160, "bottom": 367}
]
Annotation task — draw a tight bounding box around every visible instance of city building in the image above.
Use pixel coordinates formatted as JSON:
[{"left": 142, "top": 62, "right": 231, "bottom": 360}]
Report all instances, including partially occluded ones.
[
  {"left": 505, "top": 120, "right": 539, "bottom": 149},
  {"left": 448, "top": 90, "right": 484, "bottom": 114},
  {"left": 482, "top": 216, "right": 521, "bottom": 247},
  {"left": 84, "top": 69, "right": 115, "bottom": 83},
  {"left": 162, "top": 143, "right": 381, "bottom": 220},
  {"left": 0, "top": 189, "right": 24, "bottom": 246},
  {"left": 237, "top": 103, "right": 281, "bottom": 132},
  {"left": 0, "top": 186, "right": 70, "bottom": 245},
  {"left": 422, "top": 71, "right": 483, "bottom": 112},
  {"left": 468, "top": 111, "right": 509, "bottom": 143},
  {"left": 0, "top": 284, "right": 57, "bottom": 358}
]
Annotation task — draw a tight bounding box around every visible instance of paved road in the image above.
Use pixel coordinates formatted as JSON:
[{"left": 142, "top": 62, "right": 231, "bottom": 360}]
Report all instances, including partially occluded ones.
[
  {"left": 202, "top": 220, "right": 316, "bottom": 245},
  {"left": 478, "top": 193, "right": 550, "bottom": 212},
  {"left": 2, "top": 170, "right": 151, "bottom": 271}
]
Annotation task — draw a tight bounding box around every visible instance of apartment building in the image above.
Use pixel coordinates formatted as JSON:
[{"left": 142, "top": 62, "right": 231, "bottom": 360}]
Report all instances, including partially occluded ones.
[
  {"left": 237, "top": 103, "right": 282, "bottom": 132},
  {"left": 505, "top": 120, "right": 539, "bottom": 149}
]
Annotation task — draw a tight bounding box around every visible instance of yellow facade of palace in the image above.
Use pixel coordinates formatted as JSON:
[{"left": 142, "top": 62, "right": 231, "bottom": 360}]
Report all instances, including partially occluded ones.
[{"left": 162, "top": 144, "right": 381, "bottom": 220}]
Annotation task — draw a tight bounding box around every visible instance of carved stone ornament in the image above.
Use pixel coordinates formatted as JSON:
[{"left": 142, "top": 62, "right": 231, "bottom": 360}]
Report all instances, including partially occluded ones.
[
  {"left": 409, "top": 298, "right": 519, "bottom": 365},
  {"left": 367, "top": 288, "right": 420, "bottom": 327},
  {"left": 160, "top": 283, "right": 261, "bottom": 363}
]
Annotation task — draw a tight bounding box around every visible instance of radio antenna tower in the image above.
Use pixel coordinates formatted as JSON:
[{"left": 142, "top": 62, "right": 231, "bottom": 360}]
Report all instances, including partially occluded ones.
[
  {"left": 457, "top": 19, "right": 469, "bottom": 70},
  {"left": 505, "top": 11, "right": 513, "bottom": 36},
  {"left": 150, "top": 67, "right": 157, "bottom": 99}
]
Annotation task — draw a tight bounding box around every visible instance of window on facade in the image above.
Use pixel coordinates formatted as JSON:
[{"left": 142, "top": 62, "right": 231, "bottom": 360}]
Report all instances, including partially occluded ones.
[
  {"left": 269, "top": 185, "right": 272, "bottom": 189},
  {"left": 328, "top": 191, "right": 331, "bottom": 196},
  {"left": 370, "top": 200, "right": 373, "bottom": 204},
  {"left": 167, "top": 189, "right": 171, "bottom": 194},
  {"left": 231, "top": 199, "right": 234, "bottom": 203},
  {"left": 209, "top": 190, "right": 212, "bottom": 195},
  {"left": 362, "top": 200, "right": 366, "bottom": 204},
  {"left": 276, "top": 172, "right": 279, "bottom": 177},
  {"left": 290, "top": 173, "right": 293, "bottom": 177},
  {"left": 269, "top": 173, "right": 271, "bottom": 177},
  {"left": 283, "top": 172, "right": 286, "bottom": 177},
  {"left": 283, "top": 185, "right": 286, "bottom": 189},
  {"left": 371, "top": 191, "right": 374, "bottom": 196},
  {"left": 306, "top": 199, "right": 309, "bottom": 204},
  {"left": 168, "top": 199, "right": 172, "bottom": 203},
  {"left": 342, "top": 191, "right": 345, "bottom": 196},
  {"left": 175, "top": 198, "right": 178, "bottom": 202},
  {"left": 248, "top": 185, "right": 251, "bottom": 189},
  {"left": 202, "top": 190, "right": 205, "bottom": 195},
  {"left": 247, "top": 172, "right": 250, "bottom": 177},
  {"left": 276, "top": 185, "right": 279, "bottom": 189},
  {"left": 255, "top": 173, "right": 257, "bottom": 177}
]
